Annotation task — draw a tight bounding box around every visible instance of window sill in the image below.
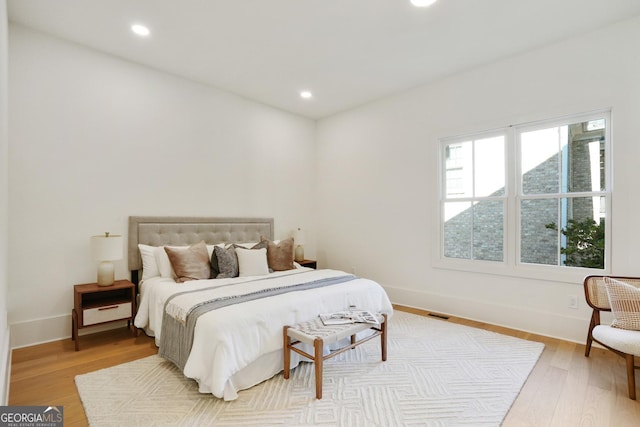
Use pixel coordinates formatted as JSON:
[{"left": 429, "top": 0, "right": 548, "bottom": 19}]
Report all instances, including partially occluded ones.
[{"left": 432, "top": 256, "right": 608, "bottom": 285}]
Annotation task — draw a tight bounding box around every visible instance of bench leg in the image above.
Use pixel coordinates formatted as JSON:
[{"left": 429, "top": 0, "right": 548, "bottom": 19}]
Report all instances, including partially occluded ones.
[
  {"left": 283, "top": 326, "right": 291, "bottom": 380},
  {"left": 381, "top": 313, "right": 387, "bottom": 361},
  {"left": 314, "top": 337, "right": 323, "bottom": 399}
]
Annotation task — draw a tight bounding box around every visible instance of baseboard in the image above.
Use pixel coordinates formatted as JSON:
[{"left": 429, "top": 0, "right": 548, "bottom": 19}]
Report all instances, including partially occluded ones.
[
  {"left": 10, "top": 313, "right": 129, "bottom": 349},
  {"left": 384, "top": 285, "right": 588, "bottom": 344},
  {"left": 1, "top": 328, "right": 10, "bottom": 405}
]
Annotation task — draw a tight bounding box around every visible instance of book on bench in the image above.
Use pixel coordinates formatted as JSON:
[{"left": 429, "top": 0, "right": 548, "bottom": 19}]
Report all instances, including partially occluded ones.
[{"left": 319, "top": 310, "right": 379, "bottom": 326}]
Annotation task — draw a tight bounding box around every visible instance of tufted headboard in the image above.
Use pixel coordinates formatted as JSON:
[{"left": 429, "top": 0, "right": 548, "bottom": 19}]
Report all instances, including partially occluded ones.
[{"left": 128, "top": 216, "right": 274, "bottom": 283}]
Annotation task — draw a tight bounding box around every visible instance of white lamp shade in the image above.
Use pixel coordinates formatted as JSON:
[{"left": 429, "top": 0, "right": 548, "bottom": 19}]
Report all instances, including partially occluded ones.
[
  {"left": 91, "top": 234, "right": 123, "bottom": 261},
  {"left": 294, "top": 228, "right": 306, "bottom": 246}
]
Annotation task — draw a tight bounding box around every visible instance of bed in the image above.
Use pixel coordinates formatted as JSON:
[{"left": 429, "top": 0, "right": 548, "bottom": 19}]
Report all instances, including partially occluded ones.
[{"left": 129, "top": 216, "right": 394, "bottom": 401}]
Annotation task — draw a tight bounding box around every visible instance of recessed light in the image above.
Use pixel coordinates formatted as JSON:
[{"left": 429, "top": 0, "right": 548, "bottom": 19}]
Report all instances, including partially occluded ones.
[
  {"left": 410, "top": 0, "right": 437, "bottom": 7},
  {"left": 300, "top": 91, "right": 313, "bottom": 99},
  {"left": 131, "top": 24, "right": 150, "bottom": 37}
]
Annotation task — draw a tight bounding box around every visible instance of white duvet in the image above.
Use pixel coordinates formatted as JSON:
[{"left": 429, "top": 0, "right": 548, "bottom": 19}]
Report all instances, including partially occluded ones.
[{"left": 134, "top": 268, "right": 393, "bottom": 400}]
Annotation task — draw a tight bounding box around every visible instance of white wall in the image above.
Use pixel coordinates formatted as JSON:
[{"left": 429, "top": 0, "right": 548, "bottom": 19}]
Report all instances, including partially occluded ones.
[
  {"left": 0, "top": 0, "right": 10, "bottom": 405},
  {"left": 7, "top": 24, "right": 317, "bottom": 348},
  {"left": 317, "top": 16, "right": 640, "bottom": 343}
]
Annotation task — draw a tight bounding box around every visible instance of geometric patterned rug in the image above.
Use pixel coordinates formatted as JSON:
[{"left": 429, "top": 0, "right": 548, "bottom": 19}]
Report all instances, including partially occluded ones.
[{"left": 75, "top": 311, "right": 544, "bottom": 426}]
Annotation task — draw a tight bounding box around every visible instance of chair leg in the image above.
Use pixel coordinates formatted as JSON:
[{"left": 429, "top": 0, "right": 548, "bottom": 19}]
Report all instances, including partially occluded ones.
[
  {"left": 626, "top": 354, "right": 636, "bottom": 400},
  {"left": 585, "top": 335, "right": 593, "bottom": 357},
  {"left": 283, "top": 326, "right": 291, "bottom": 380},
  {"left": 585, "top": 311, "right": 599, "bottom": 357}
]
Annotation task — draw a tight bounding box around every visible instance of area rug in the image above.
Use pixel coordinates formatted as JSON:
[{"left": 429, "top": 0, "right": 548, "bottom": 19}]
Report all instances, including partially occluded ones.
[{"left": 75, "top": 311, "right": 544, "bottom": 426}]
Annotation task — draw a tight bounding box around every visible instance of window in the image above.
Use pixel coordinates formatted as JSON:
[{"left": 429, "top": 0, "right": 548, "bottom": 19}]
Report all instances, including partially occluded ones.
[
  {"left": 438, "top": 111, "right": 610, "bottom": 278},
  {"left": 442, "top": 134, "right": 506, "bottom": 261}
]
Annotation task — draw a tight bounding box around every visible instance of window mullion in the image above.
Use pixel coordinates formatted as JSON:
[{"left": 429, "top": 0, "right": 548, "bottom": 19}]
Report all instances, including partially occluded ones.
[
  {"left": 469, "top": 140, "right": 475, "bottom": 260},
  {"left": 507, "top": 127, "right": 518, "bottom": 267}
]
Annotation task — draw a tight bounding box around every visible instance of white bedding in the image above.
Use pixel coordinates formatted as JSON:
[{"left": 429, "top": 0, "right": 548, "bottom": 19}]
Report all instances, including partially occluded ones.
[{"left": 134, "top": 268, "right": 393, "bottom": 400}]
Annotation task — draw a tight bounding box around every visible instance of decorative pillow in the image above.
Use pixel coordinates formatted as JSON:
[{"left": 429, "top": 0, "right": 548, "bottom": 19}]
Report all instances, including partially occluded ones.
[
  {"left": 211, "top": 241, "right": 268, "bottom": 278},
  {"left": 266, "top": 237, "right": 295, "bottom": 271},
  {"left": 214, "top": 245, "right": 239, "bottom": 279},
  {"left": 138, "top": 244, "right": 160, "bottom": 281},
  {"left": 155, "top": 246, "right": 177, "bottom": 278},
  {"left": 236, "top": 247, "right": 269, "bottom": 277},
  {"left": 604, "top": 277, "right": 640, "bottom": 331},
  {"left": 233, "top": 242, "right": 259, "bottom": 249},
  {"left": 210, "top": 247, "right": 221, "bottom": 278},
  {"left": 207, "top": 243, "right": 224, "bottom": 277},
  {"left": 164, "top": 241, "right": 211, "bottom": 283},
  {"left": 206, "top": 244, "right": 218, "bottom": 258},
  {"left": 244, "top": 240, "right": 269, "bottom": 251}
]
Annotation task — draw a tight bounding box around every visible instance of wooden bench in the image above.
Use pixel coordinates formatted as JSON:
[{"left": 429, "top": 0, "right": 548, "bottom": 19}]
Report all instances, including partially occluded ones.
[{"left": 283, "top": 313, "right": 387, "bottom": 399}]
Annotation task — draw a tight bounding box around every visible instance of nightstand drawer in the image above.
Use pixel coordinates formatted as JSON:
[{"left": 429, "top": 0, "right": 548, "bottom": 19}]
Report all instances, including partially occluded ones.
[{"left": 83, "top": 302, "right": 132, "bottom": 326}]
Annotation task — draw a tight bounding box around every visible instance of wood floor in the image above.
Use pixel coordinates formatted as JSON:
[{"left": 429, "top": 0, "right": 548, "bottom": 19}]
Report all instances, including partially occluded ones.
[{"left": 9, "top": 305, "right": 640, "bottom": 426}]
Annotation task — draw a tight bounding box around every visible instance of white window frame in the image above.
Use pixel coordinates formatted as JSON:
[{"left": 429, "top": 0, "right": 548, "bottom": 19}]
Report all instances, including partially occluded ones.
[{"left": 434, "top": 110, "right": 612, "bottom": 284}]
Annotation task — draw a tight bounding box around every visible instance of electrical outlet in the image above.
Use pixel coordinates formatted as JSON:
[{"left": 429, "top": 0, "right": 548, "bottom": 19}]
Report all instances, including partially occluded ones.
[{"left": 568, "top": 294, "right": 578, "bottom": 309}]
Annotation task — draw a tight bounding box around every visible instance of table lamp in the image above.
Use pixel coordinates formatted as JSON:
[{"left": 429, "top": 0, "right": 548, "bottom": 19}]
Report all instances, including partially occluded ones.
[
  {"left": 91, "top": 232, "right": 123, "bottom": 286},
  {"left": 294, "top": 227, "right": 305, "bottom": 262}
]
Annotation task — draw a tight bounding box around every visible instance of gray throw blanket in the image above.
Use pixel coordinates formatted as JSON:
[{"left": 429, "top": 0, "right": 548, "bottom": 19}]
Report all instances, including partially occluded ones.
[{"left": 159, "top": 274, "right": 356, "bottom": 370}]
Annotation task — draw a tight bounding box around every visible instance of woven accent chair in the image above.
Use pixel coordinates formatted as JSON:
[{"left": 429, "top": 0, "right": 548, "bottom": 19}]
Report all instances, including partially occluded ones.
[{"left": 584, "top": 275, "right": 640, "bottom": 400}]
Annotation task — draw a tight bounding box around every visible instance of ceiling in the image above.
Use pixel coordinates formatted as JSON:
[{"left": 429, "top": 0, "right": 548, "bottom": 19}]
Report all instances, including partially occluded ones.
[{"left": 7, "top": 0, "right": 640, "bottom": 119}]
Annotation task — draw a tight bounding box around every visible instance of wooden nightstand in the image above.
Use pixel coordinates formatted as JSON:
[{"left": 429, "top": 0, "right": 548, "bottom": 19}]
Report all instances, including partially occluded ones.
[
  {"left": 71, "top": 279, "right": 136, "bottom": 351},
  {"left": 297, "top": 259, "right": 317, "bottom": 269}
]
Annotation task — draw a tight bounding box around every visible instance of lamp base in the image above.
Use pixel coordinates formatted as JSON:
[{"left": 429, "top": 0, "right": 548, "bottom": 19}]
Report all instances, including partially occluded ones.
[
  {"left": 97, "top": 261, "right": 115, "bottom": 286},
  {"left": 294, "top": 245, "right": 305, "bottom": 262}
]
